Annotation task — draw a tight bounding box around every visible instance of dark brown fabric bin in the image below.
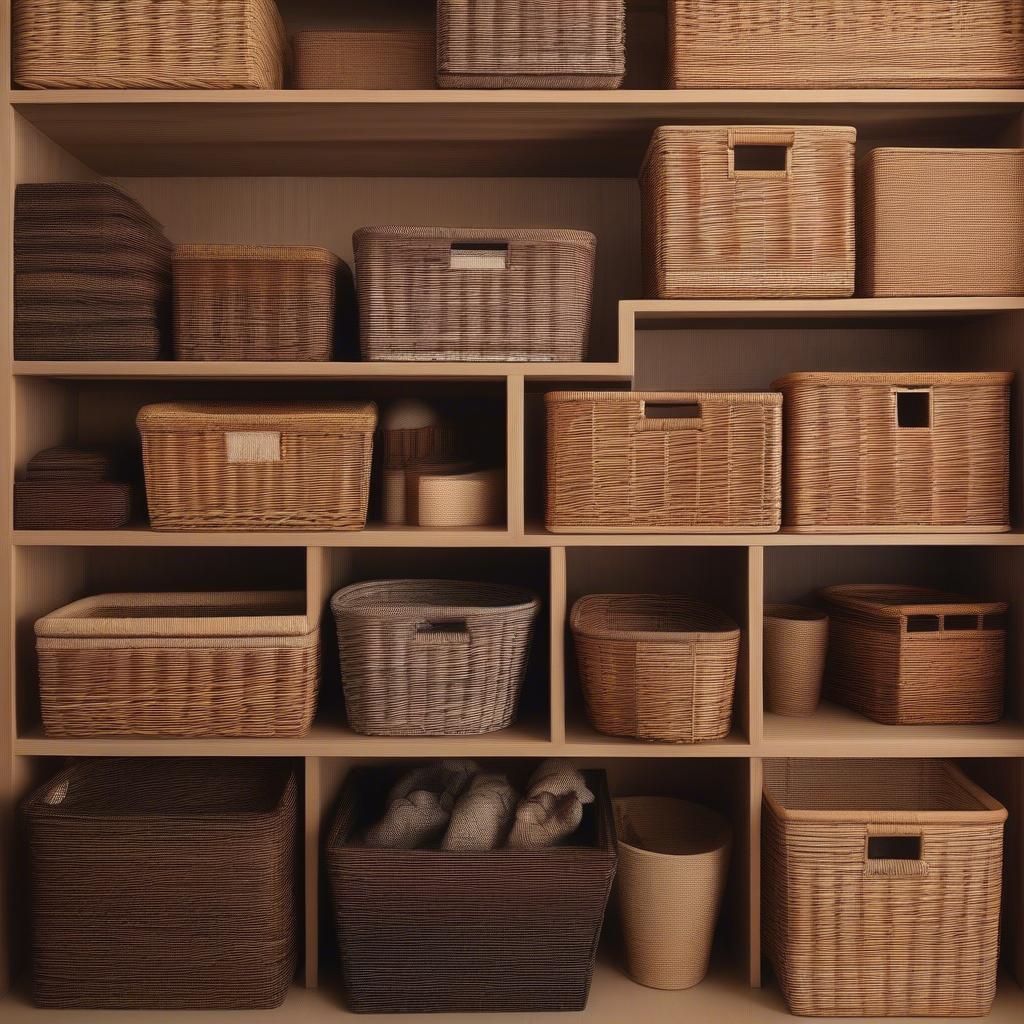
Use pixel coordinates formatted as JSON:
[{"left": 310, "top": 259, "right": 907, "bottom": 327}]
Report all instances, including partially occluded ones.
[{"left": 15, "top": 481, "right": 132, "bottom": 529}]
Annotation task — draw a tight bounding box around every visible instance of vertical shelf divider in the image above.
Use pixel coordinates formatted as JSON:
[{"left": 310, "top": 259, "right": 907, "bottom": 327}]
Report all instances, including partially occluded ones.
[
  {"left": 549, "top": 546, "right": 567, "bottom": 745},
  {"left": 748, "top": 756, "right": 763, "bottom": 988},
  {"left": 747, "top": 546, "right": 765, "bottom": 745},
  {"left": 506, "top": 374, "right": 525, "bottom": 537},
  {"left": 303, "top": 755, "right": 321, "bottom": 989}
]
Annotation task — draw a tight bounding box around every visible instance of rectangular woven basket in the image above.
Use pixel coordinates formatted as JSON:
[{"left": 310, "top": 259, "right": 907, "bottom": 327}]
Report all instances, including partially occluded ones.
[
  {"left": 15, "top": 481, "right": 133, "bottom": 529},
  {"left": 859, "top": 148, "right": 1024, "bottom": 297},
  {"left": 293, "top": 30, "right": 435, "bottom": 89},
  {"left": 25, "top": 758, "right": 298, "bottom": 1009},
  {"left": 13, "top": 0, "right": 287, "bottom": 89},
  {"left": 545, "top": 391, "right": 782, "bottom": 532},
  {"left": 137, "top": 401, "right": 377, "bottom": 531},
  {"left": 354, "top": 227, "right": 595, "bottom": 362},
  {"left": 774, "top": 372, "right": 1012, "bottom": 532},
  {"left": 763, "top": 759, "right": 1006, "bottom": 1018},
  {"left": 326, "top": 765, "right": 617, "bottom": 1013},
  {"left": 641, "top": 125, "right": 856, "bottom": 298}
]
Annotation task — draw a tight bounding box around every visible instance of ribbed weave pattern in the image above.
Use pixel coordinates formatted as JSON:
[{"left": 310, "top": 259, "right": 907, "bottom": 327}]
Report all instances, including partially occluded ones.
[
  {"left": 763, "top": 604, "right": 829, "bottom": 717},
  {"left": 293, "top": 30, "right": 435, "bottom": 89}
]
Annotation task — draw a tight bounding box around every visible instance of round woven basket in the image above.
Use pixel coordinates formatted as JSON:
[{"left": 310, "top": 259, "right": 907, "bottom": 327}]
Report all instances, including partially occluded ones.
[
  {"left": 763, "top": 603, "right": 828, "bottom": 716},
  {"left": 613, "top": 796, "right": 732, "bottom": 990}
]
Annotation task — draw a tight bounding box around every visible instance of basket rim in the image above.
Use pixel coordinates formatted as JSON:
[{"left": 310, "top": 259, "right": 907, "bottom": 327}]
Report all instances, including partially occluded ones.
[
  {"left": 174, "top": 244, "right": 341, "bottom": 266},
  {"left": 764, "top": 602, "right": 828, "bottom": 623},
  {"left": 613, "top": 795, "right": 732, "bottom": 860},
  {"left": 137, "top": 401, "right": 378, "bottom": 431},
  {"left": 570, "top": 594, "right": 741, "bottom": 641},
  {"left": 819, "top": 584, "right": 1008, "bottom": 618},
  {"left": 864, "top": 147, "right": 1024, "bottom": 160},
  {"left": 545, "top": 389, "right": 781, "bottom": 406},
  {"left": 331, "top": 578, "right": 541, "bottom": 618},
  {"left": 354, "top": 225, "right": 596, "bottom": 247},
  {"left": 774, "top": 371, "right": 1013, "bottom": 388}
]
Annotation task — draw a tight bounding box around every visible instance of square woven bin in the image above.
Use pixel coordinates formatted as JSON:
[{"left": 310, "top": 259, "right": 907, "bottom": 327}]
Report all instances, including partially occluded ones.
[
  {"left": 641, "top": 126, "right": 856, "bottom": 298},
  {"left": 326, "top": 765, "right": 617, "bottom": 1013},
  {"left": 293, "top": 30, "right": 436, "bottom": 89},
  {"left": 859, "top": 148, "right": 1024, "bottom": 297},
  {"left": 774, "top": 372, "right": 1012, "bottom": 532},
  {"left": 137, "top": 401, "right": 377, "bottom": 531},
  {"left": 354, "top": 226, "right": 595, "bottom": 362},
  {"left": 545, "top": 391, "right": 782, "bottom": 533},
  {"left": 13, "top": 0, "right": 287, "bottom": 89},
  {"left": 15, "top": 481, "right": 132, "bottom": 530},
  {"left": 24, "top": 758, "right": 298, "bottom": 1009},
  {"left": 819, "top": 585, "right": 1007, "bottom": 726},
  {"left": 35, "top": 591, "right": 318, "bottom": 737},
  {"left": 763, "top": 759, "right": 1006, "bottom": 1018}
]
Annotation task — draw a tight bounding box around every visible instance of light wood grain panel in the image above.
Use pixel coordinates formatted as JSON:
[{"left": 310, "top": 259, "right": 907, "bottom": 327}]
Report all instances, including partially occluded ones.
[
  {"left": 549, "top": 546, "right": 566, "bottom": 744},
  {"left": 303, "top": 756, "right": 320, "bottom": 989}
]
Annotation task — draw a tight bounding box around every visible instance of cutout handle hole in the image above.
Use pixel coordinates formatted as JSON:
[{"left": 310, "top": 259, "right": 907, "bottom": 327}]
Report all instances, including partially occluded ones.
[
  {"left": 732, "top": 144, "right": 789, "bottom": 173},
  {"left": 868, "top": 835, "right": 922, "bottom": 861},
  {"left": 450, "top": 242, "right": 508, "bottom": 270},
  {"left": 896, "top": 389, "right": 932, "bottom": 428},
  {"left": 644, "top": 402, "right": 701, "bottom": 421},
  {"left": 944, "top": 614, "right": 979, "bottom": 631},
  {"left": 906, "top": 615, "right": 940, "bottom": 633}
]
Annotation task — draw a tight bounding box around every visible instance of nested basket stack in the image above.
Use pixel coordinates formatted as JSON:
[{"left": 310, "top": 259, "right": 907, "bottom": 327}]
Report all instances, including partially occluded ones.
[
  {"left": 763, "top": 759, "right": 1007, "bottom": 1018},
  {"left": 25, "top": 759, "right": 298, "bottom": 1009},
  {"left": 293, "top": 30, "right": 436, "bottom": 89}
]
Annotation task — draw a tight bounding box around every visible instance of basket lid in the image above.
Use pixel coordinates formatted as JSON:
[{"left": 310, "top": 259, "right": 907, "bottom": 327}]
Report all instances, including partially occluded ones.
[
  {"left": 174, "top": 244, "right": 341, "bottom": 267},
  {"left": 26, "top": 445, "right": 127, "bottom": 482},
  {"left": 545, "top": 389, "right": 781, "bottom": 406},
  {"left": 773, "top": 371, "right": 1013, "bottom": 389},
  {"left": 571, "top": 594, "right": 740, "bottom": 641},
  {"left": 137, "top": 401, "right": 378, "bottom": 431},
  {"left": 819, "top": 584, "right": 1007, "bottom": 618},
  {"left": 354, "top": 225, "right": 596, "bottom": 248}
]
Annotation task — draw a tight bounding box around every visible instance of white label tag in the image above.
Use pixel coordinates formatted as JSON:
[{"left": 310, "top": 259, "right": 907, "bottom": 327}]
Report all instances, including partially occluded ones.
[
  {"left": 225, "top": 431, "right": 281, "bottom": 463},
  {"left": 450, "top": 244, "right": 508, "bottom": 270}
]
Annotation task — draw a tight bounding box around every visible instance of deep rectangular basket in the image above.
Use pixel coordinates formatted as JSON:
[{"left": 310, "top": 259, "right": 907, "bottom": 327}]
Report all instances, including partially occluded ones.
[
  {"left": 859, "top": 148, "right": 1024, "bottom": 297},
  {"left": 354, "top": 226, "right": 595, "bottom": 362},
  {"left": 13, "top": 0, "right": 287, "bottom": 89},
  {"left": 292, "top": 30, "right": 436, "bottom": 89},
  {"left": 774, "top": 372, "right": 1012, "bottom": 532},
  {"left": 14, "top": 481, "right": 133, "bottom": 530},
  {"left": 763, "top": 759, "right": 1006, "bottom": 1018},
  {"left": 326, "top": 765, "right": 617, "bottom": 1013},
  {"left": 24, "top": 758, "right": 298, "bottom": 1009},
  {"left": 35, "top": 591, "right": 319, "bottom": 737},
  {"left": 137, "top": 401, "right": 377, "bottom": 530},
  {"left": 545, "top": 391, "right": 782, "bottom": 532}
]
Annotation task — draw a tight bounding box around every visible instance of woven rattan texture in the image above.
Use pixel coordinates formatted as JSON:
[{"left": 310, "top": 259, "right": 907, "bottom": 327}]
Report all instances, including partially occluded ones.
[
  {"left": 762, "top": 759, "right": 1006, "bottom": 1017},
  {"left": 763, "top": 605, "right": 829, "bottom": 717},
  {"left": 293, "top": 30, "right": 436, "bottom": 89},
  {"left": 15, "top": 481, "right": 132, "bottom": 530}
]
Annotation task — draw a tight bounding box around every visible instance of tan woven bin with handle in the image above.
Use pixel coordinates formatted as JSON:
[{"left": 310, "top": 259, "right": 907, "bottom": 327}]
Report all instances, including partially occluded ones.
[
  {"left": 763, "top": 758, "right": 1006, "bottom": 1018},
  {"left": 293, "top": 30, "right": 435, "bottom": 89},
  {"left": 641, "top": 125, "right": 856, "bottom": 298},
  {"left": 35, "top": 591, "right": 318, "bottom": 737}
]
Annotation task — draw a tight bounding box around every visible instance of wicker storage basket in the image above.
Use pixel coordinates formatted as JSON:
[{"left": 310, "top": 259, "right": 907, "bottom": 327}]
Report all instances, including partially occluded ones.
[
  {"left": 571, "top": 595, "right": 740, "bottom": 743},
  {"left": 545, "top": 391, "right": 782, "bottom": 533},
  {"left": 293, "top": 30, "right": 435, "bottom": 89},
  {"left": 13, "top": 0, "right": 287, "bottom": 89},
  {"left": 819, "top": 585, "right": 1007, "bottom": 726},
  {"left": 137, "top": 401, "right": 376, "bottom": 530},
  {"left": 15, "top": 481, "right": 132, "bottom": 530},
  {"left": 415, "top": 467, "right": 505, "bottom": 528},
  {"left": 775, "top": 372, "right": 1012, "bottom": 532},
  {"left": 763, "top": 604, "right": 829, "bottom": 717},
  {"left": 437, "top": 0, "right": 625, "bottom": 89},
  {"left": 668, "top": 1, "right": 1024, "bottom": 89},
  {"left": 331, "top": 580, "right": 541, "bottom": 736},
  {"left": 326, "top": 765, "right": 617, "bottom": 1013},
  {"left": 860, "top": 148, "right": 1024, "bottom": 297},
  {"left": 355, "top": 227, "right": 595, "bottom": 362},
  {"left": 173, "top": 245, "right": 352, "bottom": 361},
  {"left": 25, "top": 758, "right": 297, "bottom": 1009},
  {"left": 641, "top": 126, "right": 856, "bottom": 298},
  {"left": 763, "top": 759, "right": 1006, "bottom": 1018}
]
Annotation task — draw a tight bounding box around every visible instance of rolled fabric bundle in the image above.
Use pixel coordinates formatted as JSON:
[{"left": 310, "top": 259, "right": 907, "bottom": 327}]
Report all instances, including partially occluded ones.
[
  {"left": 442, "top": 772, "right": 518, "bottom": 852},
  {"left": 507, "top": 759, "right": 594, "bottom": 849}
]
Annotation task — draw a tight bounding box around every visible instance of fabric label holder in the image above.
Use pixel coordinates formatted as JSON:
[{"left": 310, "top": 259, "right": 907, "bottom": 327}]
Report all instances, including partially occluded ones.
[{"left": 225, "top": 431, "right": 282, "bottom": 463}]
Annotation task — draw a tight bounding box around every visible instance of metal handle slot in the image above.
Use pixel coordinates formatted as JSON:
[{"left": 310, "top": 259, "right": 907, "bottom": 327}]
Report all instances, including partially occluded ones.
[{"left": 450, "top": 242, "right": 508, "bottom": 270}]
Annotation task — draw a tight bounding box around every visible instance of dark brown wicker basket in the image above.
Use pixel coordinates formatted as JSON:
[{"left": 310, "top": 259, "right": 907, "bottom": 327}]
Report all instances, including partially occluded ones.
[
  {"left": 15, "top": 481, "right": 133, "bottom": 529},
  {"left": 326, "top": 765, "right": 617, "bottom": 1014},
  {"left": 24, "top": 758, "right": 298, "bottom": 1009}
]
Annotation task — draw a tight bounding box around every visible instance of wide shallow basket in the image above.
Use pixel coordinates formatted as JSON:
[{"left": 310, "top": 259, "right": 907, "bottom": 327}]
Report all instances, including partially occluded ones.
[
  {"left": 641, "top": 125, "right": 856, "bottom": 298},
  {"left": 13, "top": 0, "right": 287, "bottom": 89},
  {"left": 437, "top": 0, "right": 625, "bottom": 88},
  {"left": 572, "top": 595, "right": 740, "bottom": 743},
  {"left": 138, "top": 401, "right": 377, "bottom": 530},
  {"left": 819, "top": 584, "right": 1007, "bottom": 726},
  {"left": 546, "top": 391, "right": 781, "bottom": 532},
  {"left": 173, "top": 245, "right": 352, "bottom": 361},
  {"left": 775, "top": 372, "right": 1012, "bottom": 531},
  {"left": 860, "top": 148, "right": 1024, "bottom": 297},
  {"left": 331, "top": 580, "right": 541, "bottom": 736},
  {"left": 35, "top": 591, "right": 319, "bottom": 737},
  {"left": 763, "top": 604, "right": 829, "bottom": 717},
  {"left": 355, "top": 226, "right": 595, "bottom": 362},
  {"left": 14, "top": 481, "right": 132, "bottom": 530},
  {"left": 293, "top": 30, "right": 435, "bottom": 89},
  {"left": 668, "top": 1, "right": 1024, "bottom": 89},
  {"left": 25, "top": 758, "right": 298, "bottom": 1009},
  {"left": 763, "top": 759, "right": 1006, "bottom": 1017},
  {"left": 326, "top": 764, "right": 617, "bottom": 1013}
]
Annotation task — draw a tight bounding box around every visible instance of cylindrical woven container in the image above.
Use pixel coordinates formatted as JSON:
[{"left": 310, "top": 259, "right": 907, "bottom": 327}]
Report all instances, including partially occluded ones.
[
  {"left": 293, "top": 30, "right": 436, "bottom": 89},
  {"left": 545, "top": 391, "right": 781, "bottom": 532},
  {"left": 416, "top": 468, "right": 505, "bottom": 528},
  {"left": 763, "top": 604, "right": 829, "bottom": 717},
  {"left": 354, "top": 227, "right": 595, "bottom": 362},
  {"left": 613, "top": 797, "right": 731, "bottom": 990},
  {"left": 13, "top": 0, "right": 287, "bottom": 89},
  {"left": 641, "top": 125, "right": 856, "bottom": 298},
  {"left": 667, "top": 1, "right": 1024, "bottom": 89},
  {"left": 331, "top": 579, "right": 541, "bottom": 736},
  {"left": 571, "top": 595, "right": 740, "bottom": 743},
  {"left": 775, "top": 372, "right": 1012, "bottom": 532},
  {"left": 437, "top": 0, "right": 625, "bottom": 88},
  {"left": 35, "top": 591, "right": 319, "bottom": 737},
  {"left": 137, "top": 401, "right": 377, "bottom": 531},
  {"left": 24, "top": 758, "right": 297, "bottom": 1009},
  {"left": 326, "top": 765, "right": 617, "bottom": 1013},
  {"left": 763, "top": 759, "right": 1006, "bottom": 1018},
  {"left": 860, "top": 148, "right": 1024, "bottom": 297}
]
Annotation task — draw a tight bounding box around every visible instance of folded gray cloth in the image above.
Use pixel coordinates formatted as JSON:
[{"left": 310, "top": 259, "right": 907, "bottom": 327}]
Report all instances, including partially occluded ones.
[
  {"left": 442, "top": 772, "right": 517, "bottom": 852},
  {"left": 507, "top": 760, "right": 594, "bottom": 849}
]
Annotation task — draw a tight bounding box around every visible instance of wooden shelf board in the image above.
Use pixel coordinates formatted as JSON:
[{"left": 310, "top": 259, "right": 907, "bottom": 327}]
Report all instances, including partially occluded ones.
[{"left": 563, "top": 718, "right": 751, "bottom": 757}]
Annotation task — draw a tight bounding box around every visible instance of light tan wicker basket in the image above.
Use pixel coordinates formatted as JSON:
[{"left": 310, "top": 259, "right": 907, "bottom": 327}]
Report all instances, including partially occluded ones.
[
  {"left": 641, "top": 126, "right": 856, "bottom": 298},
  {"left": 35, "top": 591, "right": 318, "bottom": 737},
  {"left": 774, "top": 372, "right": 1012, "bottom": 532},
  {"left": 415, "top": 468, "right": 505, "bottom": 528},
  {"left": 763, "top": 759, "right": 1006, "bottom": 1018},
  {"left": 13, "top": 0, "right": 287, "bottom": 89},
  {"left": 293, "top": 30, "right": 435, "bottom": 89},
  {"left": 860, "top": 148, "right": 1024, "bottom": 297},
  {"left": 545, "top": 391, "right": 781, "bottom": 533},
  {"left": 138, "top": 401, "right": 377, "bottom": 531},
  {"left": 763, "top": 605, "right": 829, "bottom": 717}
]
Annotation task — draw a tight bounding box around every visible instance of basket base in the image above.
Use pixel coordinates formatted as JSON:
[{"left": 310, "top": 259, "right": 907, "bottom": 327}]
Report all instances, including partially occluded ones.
[{"left": 784, "top": 522, "right": 1011, "bottom": 534}]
